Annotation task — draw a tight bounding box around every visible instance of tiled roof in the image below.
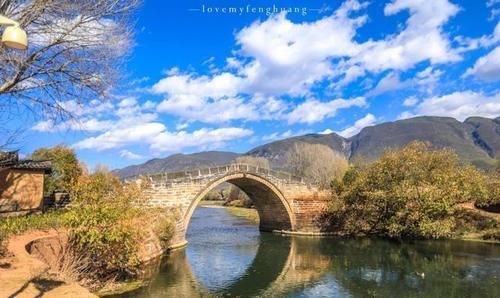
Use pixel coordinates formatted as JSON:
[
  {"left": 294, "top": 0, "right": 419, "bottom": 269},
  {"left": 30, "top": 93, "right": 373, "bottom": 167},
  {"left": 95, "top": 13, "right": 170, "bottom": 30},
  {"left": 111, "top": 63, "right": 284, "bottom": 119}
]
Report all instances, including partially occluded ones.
[
  {"left": 0, "top": 151, "right": 52, "bottom": 173},
  {"left": 13, "top": 160, "right": 52, "bottom": 171},
  {"left": 0, "top": 151, "right": 18, "bottom": 167}
]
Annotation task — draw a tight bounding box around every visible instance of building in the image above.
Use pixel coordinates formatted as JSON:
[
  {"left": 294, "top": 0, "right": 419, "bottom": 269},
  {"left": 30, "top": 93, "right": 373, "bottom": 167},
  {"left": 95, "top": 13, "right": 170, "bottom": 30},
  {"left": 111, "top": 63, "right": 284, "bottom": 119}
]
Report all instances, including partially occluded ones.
[{"left": 0, "top": 151, "right": 51, "bottom": 216}]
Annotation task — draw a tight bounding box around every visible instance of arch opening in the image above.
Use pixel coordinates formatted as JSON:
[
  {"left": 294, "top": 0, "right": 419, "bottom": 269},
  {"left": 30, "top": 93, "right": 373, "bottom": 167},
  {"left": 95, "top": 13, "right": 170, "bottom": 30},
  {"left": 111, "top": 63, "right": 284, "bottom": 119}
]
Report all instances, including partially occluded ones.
[{"left": 184, "top": 173, "right": 295, "bottom": 235}]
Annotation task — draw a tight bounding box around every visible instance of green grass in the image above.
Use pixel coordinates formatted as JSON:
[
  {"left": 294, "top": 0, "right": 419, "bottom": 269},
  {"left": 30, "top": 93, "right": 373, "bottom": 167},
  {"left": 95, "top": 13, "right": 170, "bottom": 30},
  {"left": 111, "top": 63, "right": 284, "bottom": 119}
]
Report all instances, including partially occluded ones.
[
  {"left": 225, "top": 206, "right": 259, "bottom": 223},
  {"left": 0, "top": 211, "right": 66, "bottom": 240},
  {"left": 0, "top": 211, "right": 68, "bottom": 257}
]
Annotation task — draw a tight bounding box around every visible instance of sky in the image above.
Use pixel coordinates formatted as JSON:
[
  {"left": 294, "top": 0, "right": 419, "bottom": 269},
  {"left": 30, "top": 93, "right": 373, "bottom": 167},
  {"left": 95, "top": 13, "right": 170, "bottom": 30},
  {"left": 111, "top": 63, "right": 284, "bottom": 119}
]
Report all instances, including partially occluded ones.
[{"left": 11, "top": 0, "right": 500, "bottom": 169}]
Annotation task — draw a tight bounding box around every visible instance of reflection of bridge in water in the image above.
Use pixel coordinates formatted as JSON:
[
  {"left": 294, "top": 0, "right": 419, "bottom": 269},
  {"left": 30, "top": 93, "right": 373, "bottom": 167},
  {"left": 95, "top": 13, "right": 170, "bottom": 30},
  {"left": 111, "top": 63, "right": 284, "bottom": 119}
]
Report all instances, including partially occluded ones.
[{"left": 135, "top": 236, "right": 332, "bottom": 297}]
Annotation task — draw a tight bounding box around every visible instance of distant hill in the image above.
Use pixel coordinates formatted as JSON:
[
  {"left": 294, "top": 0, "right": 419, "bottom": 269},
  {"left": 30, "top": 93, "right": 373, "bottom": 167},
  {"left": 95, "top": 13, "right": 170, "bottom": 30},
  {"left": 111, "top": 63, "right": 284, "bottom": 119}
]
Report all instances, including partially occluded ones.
[
  {"left": 114, "top": 116, "right": 500, "bottom": 177},
  {"left": 113, "top": 151, "right": 240, "bottom": 178},
  {"left": 349, "top": 116, "right": 498, "bottom": 168},
  {"left": 246, "top": 133, "right": 349, "bottom": 169},
  {"left": 248, "top": 116, "right": 499, "bottom": 169}
]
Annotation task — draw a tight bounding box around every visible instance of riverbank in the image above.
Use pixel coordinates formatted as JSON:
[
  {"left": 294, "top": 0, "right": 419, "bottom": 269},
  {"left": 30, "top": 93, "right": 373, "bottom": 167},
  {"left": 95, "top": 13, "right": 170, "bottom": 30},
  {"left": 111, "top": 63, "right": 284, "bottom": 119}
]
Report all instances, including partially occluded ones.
[
  {"left": 0, "top": 230, "right": 96, "bottom": 297},
  {"left": 198, "top": 201, "right": 259, "bottom": 223},
  {"left": 225, "top": 206, "right": 259, "bottom": 223}
]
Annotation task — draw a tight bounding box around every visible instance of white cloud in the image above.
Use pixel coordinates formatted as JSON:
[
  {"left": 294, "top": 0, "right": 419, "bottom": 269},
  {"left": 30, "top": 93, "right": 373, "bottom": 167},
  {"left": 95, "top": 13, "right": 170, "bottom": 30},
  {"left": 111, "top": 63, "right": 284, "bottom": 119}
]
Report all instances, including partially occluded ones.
[
  {"left": 32, "top": 118, "right": 114, "bottom": 132},
  {"left": 287, "top": 97, "right": 366, "bottom": 124},
  {"left": 152, "top": 72, "right": 243, "bottom": 99},
  {"left": 414, "top": 91, "right": 500, "bottom": 120},
  {"left": 156, "top": 95, "right": 258, "bottom": 123},
  {"left": 338, "top": 113, "right": 377, "bottom": 137},
  {"left": 74, "top": 122, "right": 167, "bottom": 151},
  {"left": 352, "top": 0, "right": 460, "bottom": 73},
  {"left": 398, "top": 111, "right": 415, "bottom": 120},
  {"left": 369, "top": 72, "right": 410, "bottom": 96},
  {"left": 415, "top": 67, "right": 443, "bottom": 92},
  {"left": 455, "top": 23, "right": 500, "bottom": 52},
  {"left": 152, "top": 71, "right": 288, "bottom": 123},
  {"left": 403, "top": 96, "right": 419, "bottom": 107},
  {"left": 57, "top": 99, "right": 113, "bottom": 117},
  {"left": 176, "top": 122, "right": 189, "bottom": 130},
  {"left": 147, "top": 0, "right": 466, "bottom": 125},
  {"left": 262, "top": 130, "right": 293, "bottom": 141},
  {"left": 118, "top": 97, "right": 138, "bottom": 108},
  {"left": 74, "top": 122, "right": 253, "bottom": 154},
  {"left": 369, "top": 67, "right": 443, "bottom": 96},
  {"left": 464, "top": 46, "right": 500, "bottom": 81},
  {"left": 149, "top": 127, "right": 253, "bottom": 153},
  {"left": 319, "top": 129, "right": 334, "bottom": 135},
  {"left": 120, "top": 150, "right": 144, "bottom": 160},
  {"left": 236, "top": 1, "right": 366, "bottom": 95}
]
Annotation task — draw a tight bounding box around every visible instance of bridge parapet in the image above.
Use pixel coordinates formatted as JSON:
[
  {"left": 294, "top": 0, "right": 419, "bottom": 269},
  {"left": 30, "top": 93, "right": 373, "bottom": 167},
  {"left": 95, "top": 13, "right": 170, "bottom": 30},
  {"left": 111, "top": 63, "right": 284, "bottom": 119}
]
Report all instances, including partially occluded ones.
[{"left": 143, "top": 163, "right": 307, "bottom": 186}]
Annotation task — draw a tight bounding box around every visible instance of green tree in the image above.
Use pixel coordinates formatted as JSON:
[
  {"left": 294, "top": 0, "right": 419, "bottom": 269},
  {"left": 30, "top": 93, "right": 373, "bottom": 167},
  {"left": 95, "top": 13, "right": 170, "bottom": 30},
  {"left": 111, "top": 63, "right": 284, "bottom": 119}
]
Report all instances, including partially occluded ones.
[
  {"left": 32, "top": 145, "right": 82, "bottom": 196},
  {"left": 330, "top": 141, "right": 488, "bottom": 239}
]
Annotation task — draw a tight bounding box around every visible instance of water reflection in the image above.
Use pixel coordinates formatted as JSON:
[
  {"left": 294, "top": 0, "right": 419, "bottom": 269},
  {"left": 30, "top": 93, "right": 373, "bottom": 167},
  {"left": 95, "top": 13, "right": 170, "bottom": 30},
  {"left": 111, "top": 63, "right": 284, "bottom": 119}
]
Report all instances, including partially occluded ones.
[{"left": 116, "top": 207, "right": 500, "bottom": 298}]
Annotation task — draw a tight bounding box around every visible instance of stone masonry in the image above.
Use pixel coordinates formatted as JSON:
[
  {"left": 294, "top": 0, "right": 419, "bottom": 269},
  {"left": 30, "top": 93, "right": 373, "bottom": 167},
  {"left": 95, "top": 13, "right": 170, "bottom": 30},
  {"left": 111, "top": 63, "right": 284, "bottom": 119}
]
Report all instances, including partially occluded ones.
[{"left": 141, "top": 164, "right": 331, "bottom": 248}]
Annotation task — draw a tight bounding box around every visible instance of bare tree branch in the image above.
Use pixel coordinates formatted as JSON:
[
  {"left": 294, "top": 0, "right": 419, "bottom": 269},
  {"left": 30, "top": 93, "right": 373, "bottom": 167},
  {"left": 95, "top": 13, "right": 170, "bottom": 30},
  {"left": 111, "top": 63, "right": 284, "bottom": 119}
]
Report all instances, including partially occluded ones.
[{"left": 0, "top": 0, "right": 139, "bottom": 146}]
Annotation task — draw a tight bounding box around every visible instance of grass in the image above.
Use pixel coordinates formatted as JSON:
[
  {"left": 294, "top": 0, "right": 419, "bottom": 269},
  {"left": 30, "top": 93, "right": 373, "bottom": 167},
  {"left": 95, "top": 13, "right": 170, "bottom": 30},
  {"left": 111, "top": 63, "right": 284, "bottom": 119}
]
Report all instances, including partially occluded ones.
[
  {"left": 0, "top": 211, "right": 67, "bottom": 257},
  {"left": 453, "top": 208, "right": 500, "bottom": 243},
  {"left": 225, "top": 206, "right": 259, "bottom": 223}
]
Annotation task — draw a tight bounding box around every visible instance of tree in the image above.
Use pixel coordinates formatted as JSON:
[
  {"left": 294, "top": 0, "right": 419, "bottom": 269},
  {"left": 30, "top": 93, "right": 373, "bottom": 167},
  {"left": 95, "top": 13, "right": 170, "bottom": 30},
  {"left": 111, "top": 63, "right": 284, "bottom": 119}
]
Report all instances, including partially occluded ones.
[
  {"left": 32, "top": 145, "right": 82, "bottom": 196},
  {"left": 330, "top": 141, "right": 488, "bottom": 239},
  {"left": 234, "top": 155, "right": 270, "bottom": 169},
  {"left": 287, "top": 142, "right": 348, "bottom": 188},
  {"left": 0, "top": 0, "right": 138, "bottom": 144}
]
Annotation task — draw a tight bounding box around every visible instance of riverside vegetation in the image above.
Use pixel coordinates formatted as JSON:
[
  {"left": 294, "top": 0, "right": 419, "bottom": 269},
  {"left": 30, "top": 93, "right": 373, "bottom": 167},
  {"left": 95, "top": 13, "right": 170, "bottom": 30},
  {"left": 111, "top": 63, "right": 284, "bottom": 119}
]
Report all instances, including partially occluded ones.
[
  {"left": 205, "top": 141, "right": 500, "bottom": 242},
  {"left": 0, "top": 146, "right": 176, "bottom": 292},
  {"left": 328, "top": 141, "right": 500, "bottom": 241},
  {"left": 1, "top": 142, "right": 500, "bottom": 294}
]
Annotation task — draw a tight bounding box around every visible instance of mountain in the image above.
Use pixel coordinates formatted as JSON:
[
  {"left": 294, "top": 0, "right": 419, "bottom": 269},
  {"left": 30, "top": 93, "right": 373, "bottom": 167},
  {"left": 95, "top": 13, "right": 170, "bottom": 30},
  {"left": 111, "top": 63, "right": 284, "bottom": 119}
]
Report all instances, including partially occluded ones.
[
  {"left": 464, "top": 117, "right": 500, "bottom": 160},
  {"left": 113, "top": 151, "right": 240, "bottom": 178},
  {"left": 349, "top": 116, "right": 497, "bottom": 167},
  {"left": 114, "top": 116, "right": 500, "bottom": 177},
  {"left": 248, "top": 116, "right": 499, "bottom": 169},
  {"left": 247, "top": 133, "right": 350, "bottom": 169}
]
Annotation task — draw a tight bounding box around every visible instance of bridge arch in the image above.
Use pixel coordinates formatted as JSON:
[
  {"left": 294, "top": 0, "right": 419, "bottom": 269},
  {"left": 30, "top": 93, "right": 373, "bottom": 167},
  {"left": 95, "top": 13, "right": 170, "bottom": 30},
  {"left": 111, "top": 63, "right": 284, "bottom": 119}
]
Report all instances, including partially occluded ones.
[{"left": 184, "top": 172, "right": 296, "bottom": 234}]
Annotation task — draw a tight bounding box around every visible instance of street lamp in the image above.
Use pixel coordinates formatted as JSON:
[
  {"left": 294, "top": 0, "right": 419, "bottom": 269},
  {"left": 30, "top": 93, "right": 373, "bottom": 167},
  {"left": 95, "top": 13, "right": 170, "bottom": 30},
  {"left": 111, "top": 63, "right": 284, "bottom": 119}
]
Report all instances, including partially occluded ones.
[{"left": 0, "top": 15, "right": 27, "bottom": 50}]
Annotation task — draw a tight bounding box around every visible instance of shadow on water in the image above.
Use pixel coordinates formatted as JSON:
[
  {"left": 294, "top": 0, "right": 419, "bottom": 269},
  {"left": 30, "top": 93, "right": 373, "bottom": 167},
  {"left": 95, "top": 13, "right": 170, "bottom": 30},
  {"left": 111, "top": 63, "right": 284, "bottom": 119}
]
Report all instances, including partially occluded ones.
[{"left": 114, "top": 207, "right": 500, "bottom": 298}]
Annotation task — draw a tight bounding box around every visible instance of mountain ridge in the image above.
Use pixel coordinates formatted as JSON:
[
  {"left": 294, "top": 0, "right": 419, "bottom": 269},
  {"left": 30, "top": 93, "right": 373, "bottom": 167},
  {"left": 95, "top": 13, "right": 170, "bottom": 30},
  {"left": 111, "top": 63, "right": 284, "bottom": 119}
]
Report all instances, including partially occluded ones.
[{"left": 113, "top": 116, "right": 500, "bottom": 178}]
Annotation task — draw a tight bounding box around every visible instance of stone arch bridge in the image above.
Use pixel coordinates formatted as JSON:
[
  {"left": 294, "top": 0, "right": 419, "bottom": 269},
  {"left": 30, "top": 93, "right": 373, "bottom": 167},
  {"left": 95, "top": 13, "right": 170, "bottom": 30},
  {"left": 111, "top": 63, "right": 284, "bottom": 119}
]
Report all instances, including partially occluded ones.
[{"left": 140, "top": 164, "right": 331, "bottom": 248}]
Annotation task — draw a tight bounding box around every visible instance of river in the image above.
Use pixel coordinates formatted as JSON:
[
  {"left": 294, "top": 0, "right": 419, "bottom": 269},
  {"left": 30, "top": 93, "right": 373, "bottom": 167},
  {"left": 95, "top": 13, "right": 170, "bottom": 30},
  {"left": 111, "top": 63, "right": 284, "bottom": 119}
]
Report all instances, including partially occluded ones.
[{"left": 115, "top": 206, "right": 500, "bottom": 297}]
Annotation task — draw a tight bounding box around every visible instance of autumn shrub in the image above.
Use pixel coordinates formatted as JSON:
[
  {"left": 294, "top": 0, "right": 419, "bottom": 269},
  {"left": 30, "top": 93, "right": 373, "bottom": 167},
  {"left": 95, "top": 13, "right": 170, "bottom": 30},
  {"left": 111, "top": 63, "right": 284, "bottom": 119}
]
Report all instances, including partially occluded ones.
[
  {"left": 151, "top": 210, "right": 177, "bottom": 243},
  {"left": 62, "top": 168, "right": 150, "bottom": 286},
  {"left": 330, "top": 141, "right": 489, "bottom": 239},
  {"left": 474, "top": 170, "right": 500, "bottom": 212}
]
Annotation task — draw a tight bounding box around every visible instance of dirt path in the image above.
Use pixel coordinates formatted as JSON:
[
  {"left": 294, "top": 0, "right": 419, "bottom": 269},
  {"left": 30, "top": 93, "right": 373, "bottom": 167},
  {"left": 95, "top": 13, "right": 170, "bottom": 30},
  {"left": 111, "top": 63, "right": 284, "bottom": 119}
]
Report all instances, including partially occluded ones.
[
  {"left": 0, "top": 230, "right": 96, "bottom": 298},
  {"left": 459, "top": 202, "right": 500, "bottom": 222}
]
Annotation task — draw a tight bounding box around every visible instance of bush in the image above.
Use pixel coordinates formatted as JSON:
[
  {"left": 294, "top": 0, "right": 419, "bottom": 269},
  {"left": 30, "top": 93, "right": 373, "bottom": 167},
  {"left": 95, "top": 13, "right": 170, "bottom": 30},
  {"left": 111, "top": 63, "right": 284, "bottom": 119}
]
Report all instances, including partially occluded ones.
[
  {"left": 330, "top": 141, "right": 489, "bottom": 239},
  {"left": 62, "top": 168, "right": 147, "bottom": 285},
  {"left": 474, "top": 170, "right": 500, "bottom": 211},
  {"left": 63, "top": 205, "right": 142, "bottom": 284}
]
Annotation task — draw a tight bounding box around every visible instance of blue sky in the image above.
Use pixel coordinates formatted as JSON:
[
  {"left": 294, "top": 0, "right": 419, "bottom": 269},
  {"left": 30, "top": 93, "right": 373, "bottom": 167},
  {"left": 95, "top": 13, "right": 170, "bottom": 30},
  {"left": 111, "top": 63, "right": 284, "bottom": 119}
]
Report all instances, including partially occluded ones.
[{"left": 12, "top": 0, "right": 500, "bottom": 169}]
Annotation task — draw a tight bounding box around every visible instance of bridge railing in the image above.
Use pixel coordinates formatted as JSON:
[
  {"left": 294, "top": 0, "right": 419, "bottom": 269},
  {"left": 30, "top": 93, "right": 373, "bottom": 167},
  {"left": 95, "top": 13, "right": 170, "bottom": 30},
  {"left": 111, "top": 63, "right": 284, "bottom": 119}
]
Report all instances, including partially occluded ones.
[{"left": 140, "top": 163, "right": 305, "bottom": 184}]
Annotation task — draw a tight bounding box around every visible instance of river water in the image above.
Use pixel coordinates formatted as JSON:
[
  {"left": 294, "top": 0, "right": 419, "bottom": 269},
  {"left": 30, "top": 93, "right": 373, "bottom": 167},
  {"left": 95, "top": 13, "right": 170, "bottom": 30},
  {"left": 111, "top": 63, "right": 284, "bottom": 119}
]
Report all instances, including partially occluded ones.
[{"left": 117, "top": 207, "right": 500, "bottom": 297}]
